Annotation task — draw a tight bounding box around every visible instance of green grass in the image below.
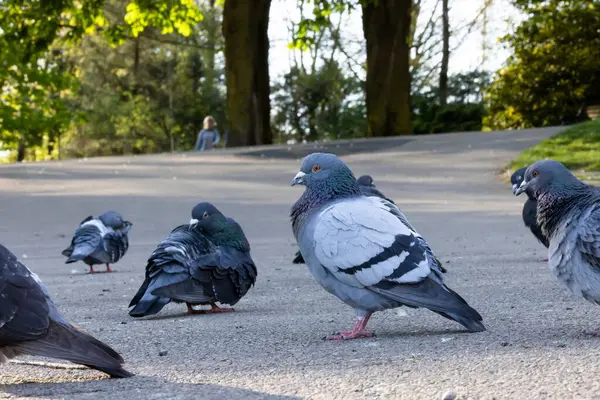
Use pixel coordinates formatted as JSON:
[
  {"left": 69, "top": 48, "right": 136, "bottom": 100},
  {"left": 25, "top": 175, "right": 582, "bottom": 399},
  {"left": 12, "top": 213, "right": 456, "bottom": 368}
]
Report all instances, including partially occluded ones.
[{"left": 509, "top": 120, "right": 600, "bottom": 179}]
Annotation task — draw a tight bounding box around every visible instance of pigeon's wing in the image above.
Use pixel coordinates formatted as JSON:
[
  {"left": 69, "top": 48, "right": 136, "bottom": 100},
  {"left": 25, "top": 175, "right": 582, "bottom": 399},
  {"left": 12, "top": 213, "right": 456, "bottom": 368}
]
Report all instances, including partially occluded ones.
[
  {"left": 576, "top": 206, "right": 600, "bottom": 269},
  {"left": 0, "top": 245, "right": 132, "bottom": 377},
  {"left": 0, "top": 245, "right": 50, "bottom": 346},
  {"left": 102, "top": 229, "right": 129, "bottom": 263},
  {"left": 312, "top": 196, "right": 431, "bottom": 288},
  {"left": 129, "top": 226, "right": 214, "bottom": 317},
  {"left": 373, "top": 198, "right": 446, "bottom": 277},
  {"left": 64, "top": 220, "right": 106, "bottom": 263}
]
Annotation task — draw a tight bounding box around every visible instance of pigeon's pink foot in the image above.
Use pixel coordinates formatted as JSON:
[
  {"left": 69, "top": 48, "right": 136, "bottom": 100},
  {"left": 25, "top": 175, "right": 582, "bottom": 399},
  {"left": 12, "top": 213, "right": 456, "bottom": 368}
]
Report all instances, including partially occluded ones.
[
  {"left": 324, "top": 312, "right": 374, "bottom": 340},
  {"left": 87, "top": 266, "right": 96, "bottom": 274},
  {"left": 538, "top": 257, "right": 548, "bottom": 262},
  {"left": 326, "top": 329, "right": 375, "bottom": 340},
  {"left": 186, "top": 303, "right": 234, "bottom": 315},
  {"left": 106, "top": 264, "right": 113, "bottom": 273}
]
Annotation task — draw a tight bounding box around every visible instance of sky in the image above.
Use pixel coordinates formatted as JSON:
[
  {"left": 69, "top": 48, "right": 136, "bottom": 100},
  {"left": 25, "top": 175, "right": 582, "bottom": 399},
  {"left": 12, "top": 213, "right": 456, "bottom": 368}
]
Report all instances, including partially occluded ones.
[{"left": 267, "top": 0, "right": 524, "bottom": 80}]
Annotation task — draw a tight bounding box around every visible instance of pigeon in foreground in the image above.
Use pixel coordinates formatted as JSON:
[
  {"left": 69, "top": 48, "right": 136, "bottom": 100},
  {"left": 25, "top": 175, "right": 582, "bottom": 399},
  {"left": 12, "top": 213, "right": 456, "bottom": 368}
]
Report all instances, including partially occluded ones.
[
  {"left": 0, "top": 244, "right": 132, "bottom": 378},
  {"left": 129, "top": 202, "right": 257, "bottom": 317},
  {"left": 515, "top": 160, "right": 600, "bottom": 320},
  {"left": 293, "top": 174, "right": 448, "bottom": 273},
  {"left": 511, "top": 167, "right": 549, "bottom": 248},
  {"left": 290, "top": 153, "right": 484, "bottom": 340},
  {"left": 62, "top": 211, "right": 132, "bottom": 273}
]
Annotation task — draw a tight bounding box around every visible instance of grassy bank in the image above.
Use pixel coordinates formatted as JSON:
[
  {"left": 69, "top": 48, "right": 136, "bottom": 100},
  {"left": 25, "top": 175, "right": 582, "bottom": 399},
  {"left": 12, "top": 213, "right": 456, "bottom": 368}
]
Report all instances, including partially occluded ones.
[{"left": 509, "top": 120, "right": 600, "bottom": 178}]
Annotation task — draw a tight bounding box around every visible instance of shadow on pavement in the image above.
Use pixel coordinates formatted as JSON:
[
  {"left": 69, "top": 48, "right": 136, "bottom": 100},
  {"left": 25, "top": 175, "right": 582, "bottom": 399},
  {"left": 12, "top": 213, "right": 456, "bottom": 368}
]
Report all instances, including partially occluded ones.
[{"left": 0, "top": 376, "right": 300, "bottom": 400}]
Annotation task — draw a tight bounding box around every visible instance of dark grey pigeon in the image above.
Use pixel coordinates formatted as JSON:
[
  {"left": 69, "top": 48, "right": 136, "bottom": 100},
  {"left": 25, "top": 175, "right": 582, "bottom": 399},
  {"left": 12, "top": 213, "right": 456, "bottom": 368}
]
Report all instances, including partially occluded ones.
[
  {"left": 0, "top": 244, "right": 132, "bottom": 378},
  {"left": 62, "top": 211, "right": 132, "bottom": 273},
  {"left": 511, "top": 167, "right": 549, "bottom": 248},
  {"left": 290, "top": 153, "right": 484, "bottom": 340},
  {"left": 515, "top": 160, "right": 600, "bottom": 318},
  {"left": 293, "top": 174, "right": 448, "bottom": 273},
  {"left": 129, "top": 202, "right": 257, "bottom": 317}
]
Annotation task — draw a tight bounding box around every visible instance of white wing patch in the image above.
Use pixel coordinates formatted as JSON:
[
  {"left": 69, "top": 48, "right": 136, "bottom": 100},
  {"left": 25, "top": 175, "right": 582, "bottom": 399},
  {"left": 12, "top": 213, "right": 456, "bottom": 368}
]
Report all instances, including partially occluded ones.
[
  {"left": 312, "top": 196, "right": 429, "bottom": 288},
  {"left": 82, "top": 219, "right": 109, "bottom": 237}
]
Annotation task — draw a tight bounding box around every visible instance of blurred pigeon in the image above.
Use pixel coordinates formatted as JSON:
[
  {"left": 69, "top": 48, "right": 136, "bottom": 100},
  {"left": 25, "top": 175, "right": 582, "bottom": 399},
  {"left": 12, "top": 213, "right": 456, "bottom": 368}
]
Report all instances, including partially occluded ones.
[
  {"left": 293, "top": 174, "right": 447, "bottom": 272},
  {"left": 515, "top": 160, "right": 600, "bottom": 314},
  {"left": 290, "top": 153, "right": 484, "bottom": 340},
  {"left": 62, "top": 211, "right": 132, "bottom": 274},
  {"left": 0, "top": 244, "right": 132, "bottom": 378},
  {"left": 511, "top": 167, "right": 549, "bottom": 248},
  {"left": 129, "top": 202, "right": 257, "bottom": 317}
]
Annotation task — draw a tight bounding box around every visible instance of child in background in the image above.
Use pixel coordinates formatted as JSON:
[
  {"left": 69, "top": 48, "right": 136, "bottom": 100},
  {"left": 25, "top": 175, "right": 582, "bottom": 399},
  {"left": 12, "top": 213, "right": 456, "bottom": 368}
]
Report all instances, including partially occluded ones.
[{"left": 194, "top": 116, "right": 221, "bottom": 151}]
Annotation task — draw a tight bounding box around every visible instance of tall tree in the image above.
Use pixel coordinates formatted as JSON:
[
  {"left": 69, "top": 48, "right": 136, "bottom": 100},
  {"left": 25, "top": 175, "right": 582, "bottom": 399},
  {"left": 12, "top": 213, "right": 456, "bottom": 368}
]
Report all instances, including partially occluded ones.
[
  {"left": 439, "top": 0, "right": 449, "bottom": 106},
  {"left": 361, "top": 0, "right": 413, "bottom": 136},
  {"left": 222, "top": 0, "right": 272, "bottom": 147}
]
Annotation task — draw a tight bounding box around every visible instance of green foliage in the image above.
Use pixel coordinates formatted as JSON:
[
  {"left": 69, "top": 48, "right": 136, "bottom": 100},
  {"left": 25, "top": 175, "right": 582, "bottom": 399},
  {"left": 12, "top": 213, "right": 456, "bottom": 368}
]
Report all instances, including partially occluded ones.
[
  {"left": 0, "top": 0, "right": 211, "bottom": 161},
  {"left": 510, "top": 120, "right": 600, "bottom": 173},
  {"left": 412, "top": 70, "right": 490, "bottom": 134},
  {"left": 271, "top": 60, "right": 366, "bottom": 142},
  {"left": 484, "top": 0, "right": 600, "bottom": 130}
]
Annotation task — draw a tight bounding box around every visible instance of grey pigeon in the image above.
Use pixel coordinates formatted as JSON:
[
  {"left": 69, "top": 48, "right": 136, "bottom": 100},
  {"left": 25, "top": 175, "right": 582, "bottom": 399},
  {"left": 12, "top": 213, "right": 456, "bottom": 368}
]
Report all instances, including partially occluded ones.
[
  {"left": 62, "top": 211, "right": 132, "bottom": 273},
  {"left": 290, "top": 153, "right": 484, "bottom": 340},
  {"left": 0, "top": 244, "right": 133, "bottom": 378},
  {"left": 511, "top": 167, "right": 549, "bottom": 247},
  {"left": 515, "top": 160, "right": 600, "bottom": 314},
  {"left": 129, "top": 202, "right": 257, "bottom": 317},
  {"left": 293, "top": 174, "right": 448, "bottom": 273}
]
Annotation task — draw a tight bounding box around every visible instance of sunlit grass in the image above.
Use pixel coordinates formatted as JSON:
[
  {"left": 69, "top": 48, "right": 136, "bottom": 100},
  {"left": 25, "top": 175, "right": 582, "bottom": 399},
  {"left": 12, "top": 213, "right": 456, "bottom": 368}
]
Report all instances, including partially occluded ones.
[{"left": 509, "top": 120, "right": 600, "bottom": 179}]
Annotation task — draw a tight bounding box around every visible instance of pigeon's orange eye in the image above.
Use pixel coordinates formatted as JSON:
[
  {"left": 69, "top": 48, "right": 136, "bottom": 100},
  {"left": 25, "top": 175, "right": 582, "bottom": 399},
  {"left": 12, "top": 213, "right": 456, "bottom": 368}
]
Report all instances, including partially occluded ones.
[
  {"left": 202, "top": 211, "right": 209, "bottom": 218},
  {"left": 532, "top": 170, "right": 539, "bottom": 177},
  {"left": 312, "top": 165, "right": 321, "bottom": 173}
]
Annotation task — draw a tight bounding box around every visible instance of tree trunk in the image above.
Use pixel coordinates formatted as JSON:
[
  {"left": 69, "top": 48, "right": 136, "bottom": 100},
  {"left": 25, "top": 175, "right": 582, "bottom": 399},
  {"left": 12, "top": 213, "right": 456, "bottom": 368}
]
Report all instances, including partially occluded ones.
[
  {"left": 204, "top": 0, "right": 217, "bottom": 97},
  {"left": 223, "top": 0, "right": 272, "bottom": 147},
  {"left": 17, "top": 133, "right": 26, "bottom": 162},
  {"left": 439, "top": 0, "right": 450, "bottom": 106},
  {"left": 362, "top": 0, "right": 412, "bottom": 137}
]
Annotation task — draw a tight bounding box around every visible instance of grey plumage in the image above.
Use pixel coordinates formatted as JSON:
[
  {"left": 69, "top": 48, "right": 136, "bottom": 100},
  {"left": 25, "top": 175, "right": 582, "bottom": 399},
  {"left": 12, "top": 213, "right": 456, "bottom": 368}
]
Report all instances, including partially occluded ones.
[
  {"left": 515, "top": 160, "right": 600, "bottom": 307},
  {"left": 290, "top": 153, "right": 484, "bottom": 339},
  {"left": 129, "top": 202, "right": 257, "bottom": 317},
  {"left": 293, "top": 174, "right": 447, "bottom": 272},
  {"left": 62, "top": 211, "right": 132, "bottom": 273},
  {"left": 511, "top": 167, "right": 549, "bottom": 247},
  {"left": 0, "top": 244, "right": 132, "bottom": 378}
]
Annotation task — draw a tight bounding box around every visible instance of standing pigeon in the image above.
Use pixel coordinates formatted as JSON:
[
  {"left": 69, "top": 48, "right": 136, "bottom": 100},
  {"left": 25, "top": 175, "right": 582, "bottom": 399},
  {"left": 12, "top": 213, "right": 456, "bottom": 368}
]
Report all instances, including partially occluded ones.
[
  {"left": 62, "top": 211, "right": 132, "bottom": 274},
  {"left": 511, "top": 167, "right": 549, "bottom": 248},
  {"left": 0, "top": 244, "right": 132, "bottom": 378},
  {"left": 128, "top": 202, "right": 257, "bottom": 317},
  {"left": 515, "top": 160, "right": 600, "bottom": 317},
  {"left": 290, "top": 153, "right": 484, "bottom": 339}
]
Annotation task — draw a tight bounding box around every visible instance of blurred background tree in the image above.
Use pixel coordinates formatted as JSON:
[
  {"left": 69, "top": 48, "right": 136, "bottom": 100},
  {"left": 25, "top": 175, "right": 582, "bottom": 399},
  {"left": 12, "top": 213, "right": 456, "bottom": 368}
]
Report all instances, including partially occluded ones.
[{"left": 484, "top": 0, "right": 600, "bottom": 130}]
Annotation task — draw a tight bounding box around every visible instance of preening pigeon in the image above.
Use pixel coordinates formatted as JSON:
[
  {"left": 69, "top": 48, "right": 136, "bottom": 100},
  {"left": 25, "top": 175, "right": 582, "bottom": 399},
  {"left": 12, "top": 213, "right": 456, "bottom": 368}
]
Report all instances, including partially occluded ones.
[
  {"left": 511, "top": 167, "right": 549, "bottom": 248},
  {"left": 515, "top": 160, "right": 600, "bottom": 315},
  {"left": 129, "top": 202, "right": 257, "bottom": 317},
  {"left": 290, "top": 153, "right": 484, "bottom": 340},
  {"left": 0, "top": 244, "right": 132, "bottom": 378},
  {"left": 292, "top": 174, "right": 447, "bottom": 273},
  {"left": 62, "top": 211, "right": 132, "bottom": 274}
]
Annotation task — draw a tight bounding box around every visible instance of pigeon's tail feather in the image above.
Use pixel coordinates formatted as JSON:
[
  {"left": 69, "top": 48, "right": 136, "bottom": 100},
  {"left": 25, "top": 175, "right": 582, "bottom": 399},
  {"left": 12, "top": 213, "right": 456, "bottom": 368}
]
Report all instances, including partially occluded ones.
[
  {"left": 370, "top": 277, "right": 485, "bottom": 332},
  {"left": 128, "top": 295, "right": 170, "bottom": 317},
  {"left": 292, "top": 251, "right": 305, "bottom": 264},
  {"left": 65, "top": 245, "right": 95, "bottom": 264},
  {"left": 15, "top": 320, "right": 133, "bottom": 378},
  {"left": 61, "top": 246, "right": 73, "bottom": 258},
  {"left": 151, "top": 279, "right": 212, "bottom": 304},
  {"left": 128, "top": 269, "right": 188, "bottom": 317}
]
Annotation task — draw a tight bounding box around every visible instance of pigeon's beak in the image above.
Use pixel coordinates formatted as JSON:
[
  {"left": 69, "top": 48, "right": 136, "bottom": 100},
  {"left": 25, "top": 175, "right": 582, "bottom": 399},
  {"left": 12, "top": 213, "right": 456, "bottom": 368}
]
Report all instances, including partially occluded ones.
[
  {"left": 512, "top": 183, "right": 519, "bottom": 195},
  {"left": 290, "top": 171, "right": 306, "bottom": 186},
  {"left": 514, "top": 180, "right": 528, "bottom": 196},
  {"left": 189, "top": 218, "right": 199, "bottom": 229}
]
